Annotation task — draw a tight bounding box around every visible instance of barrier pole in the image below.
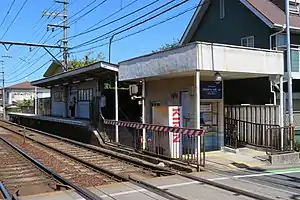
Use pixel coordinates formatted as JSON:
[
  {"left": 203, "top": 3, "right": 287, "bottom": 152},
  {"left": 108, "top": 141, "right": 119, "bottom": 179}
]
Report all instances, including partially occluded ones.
[
  {"left": 196, "top": 70, "right": 201, "bottom": 171},
  {"left": 115, "top": 73, "right": 119, "bottom": 143},
  {"left": 280, "top": 75, "right": 284, "bottom": 151},
  {"left": 142, "top": 79, "right": 146, "bottom": 150}
]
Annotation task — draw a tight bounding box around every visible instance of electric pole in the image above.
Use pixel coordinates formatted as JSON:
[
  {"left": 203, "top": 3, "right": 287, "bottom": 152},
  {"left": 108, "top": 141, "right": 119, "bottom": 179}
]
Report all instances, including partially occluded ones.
[
  {"left": 43, "top": 0, "right": 69, "bottom": 71},
  {"left": 1, "top": 55, "right": 12, "bottom": 120},
  {"left": 0, "top": 60, "right": 4, "bottom": 120}
]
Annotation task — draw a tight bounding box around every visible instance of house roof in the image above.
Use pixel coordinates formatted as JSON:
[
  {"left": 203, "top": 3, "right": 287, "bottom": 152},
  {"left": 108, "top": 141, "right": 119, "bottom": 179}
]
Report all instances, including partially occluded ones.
[
  {"left": 43, "top": 60, "right": 64, "bottom": 77},
  {"left": 6, "top": 81, "right": 35, "bottom": 89},
  {"left": 31, "top": 61, "right": 118, "bottom": 87},
  {"left": 180, "top": 0, "right": 300, "bottom": 45}
]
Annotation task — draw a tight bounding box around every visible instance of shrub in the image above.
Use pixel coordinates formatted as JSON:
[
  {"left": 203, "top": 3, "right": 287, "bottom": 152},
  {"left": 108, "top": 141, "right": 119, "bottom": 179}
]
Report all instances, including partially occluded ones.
[{"left": 294, "top": 140, "right": 300, "bottom": 152}]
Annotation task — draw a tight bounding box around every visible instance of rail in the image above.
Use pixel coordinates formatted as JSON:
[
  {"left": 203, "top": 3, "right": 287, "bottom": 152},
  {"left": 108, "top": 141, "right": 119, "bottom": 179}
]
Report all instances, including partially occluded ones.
[
  {"left": 0, "top": 137, "right": 104, "bottom": 200},
  {"left": 266, "top": 126, "right": 294, "bottom": 155},
  {"left": 103, "top": 119, "right": 206, "bottom": 170},
  {"left": 0, "top": 182, "right": 11, "bottom": 200},
  {"left": 224, "top": 118, "right": 279, "bottom": 148}
]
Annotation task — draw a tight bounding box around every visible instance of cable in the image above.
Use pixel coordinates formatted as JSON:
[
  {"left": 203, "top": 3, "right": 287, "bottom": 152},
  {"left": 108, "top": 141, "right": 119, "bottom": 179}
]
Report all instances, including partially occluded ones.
[
  {"left": 1, "top": 0, "right": 29, "bottom": 39},
  {"left": 70, "top": 2, "right": 199, "bottom": 54},
  {"left": 32, "top": 1, "right": 56, "bottom": 29},
  {"left": 0, "top": 0, "right": 16, "bottom": 29},
  {"left": 68, "top": 0, "right": 109, "bottom": 26},
  {"left": 67, "top": 0, "right": 97, "bottom": 22},
  {"left": 71, "top": 0, "right": 183, "bottom": 50},
  {"left": 68, "top": 0, "right": 157, "bottom": 40},
  {"left": 5, "top": 52, "right": 62, "bottom": 83}
]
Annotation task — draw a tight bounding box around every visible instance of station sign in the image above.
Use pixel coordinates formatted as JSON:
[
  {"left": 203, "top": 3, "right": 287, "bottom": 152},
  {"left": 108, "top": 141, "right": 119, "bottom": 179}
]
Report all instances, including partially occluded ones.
[{"left": 200, "top": 81, "right": 222, "bottom": 99}]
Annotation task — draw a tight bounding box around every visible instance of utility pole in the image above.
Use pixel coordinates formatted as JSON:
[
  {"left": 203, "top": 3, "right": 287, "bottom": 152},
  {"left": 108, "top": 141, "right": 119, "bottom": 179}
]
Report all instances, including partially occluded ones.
[
  {"left": 0, "top": 60, "right": 4, "bottom": 120},
  {"left": 44, "top": 0, "right": 69, "bottom": 71},
  {"left": 285, "top": 0, "right": 294, "bottom": 127},
  {"left": 1, "top": 55, "right": 12, "bottom": 120}
]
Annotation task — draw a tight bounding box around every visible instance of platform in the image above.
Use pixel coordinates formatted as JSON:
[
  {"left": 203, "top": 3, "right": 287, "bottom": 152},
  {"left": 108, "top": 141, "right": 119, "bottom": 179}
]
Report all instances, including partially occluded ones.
[
  {"left": 7, "top": 112, "right": 102, "bottom": 146},
  {"left": 8, "top": 112, "right": 91, "bottom": 127}
]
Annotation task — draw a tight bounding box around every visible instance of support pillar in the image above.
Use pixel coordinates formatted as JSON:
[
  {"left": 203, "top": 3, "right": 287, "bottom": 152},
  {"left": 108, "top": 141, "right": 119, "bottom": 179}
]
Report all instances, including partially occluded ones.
[
  {"left": 195, "top": 70, "right": 201, "bottom": 171},
  {"left": 115, "top": 73, "right": 119, "bottom": 143},
  {"left": 142, "top": 79, "right": 146, "bottom": 150},
  {"left": 280, "top": 76, "right": 284, "bottom": 150}
]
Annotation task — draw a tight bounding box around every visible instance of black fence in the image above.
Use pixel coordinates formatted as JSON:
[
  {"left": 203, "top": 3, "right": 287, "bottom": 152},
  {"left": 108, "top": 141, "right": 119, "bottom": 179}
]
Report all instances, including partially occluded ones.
[
  {"left": 266, "top": 126, "right": 294, "bottom": 155},
  {"left": 224, "top": 118, "right": 280, "bottom": 149}
]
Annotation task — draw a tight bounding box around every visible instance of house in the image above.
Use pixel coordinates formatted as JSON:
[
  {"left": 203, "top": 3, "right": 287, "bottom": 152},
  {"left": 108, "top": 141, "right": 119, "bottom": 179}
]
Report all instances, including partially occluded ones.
[
  {"left": 1, "top": 81, "right": 50, "bottom": 106},
  {"left": 180, "top": 0, "right": 300, "bottom": 109}
]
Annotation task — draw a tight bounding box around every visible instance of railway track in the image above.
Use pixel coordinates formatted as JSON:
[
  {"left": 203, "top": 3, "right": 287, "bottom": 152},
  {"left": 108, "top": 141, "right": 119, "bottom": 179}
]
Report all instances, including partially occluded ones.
[
  {"left": 0, "top": 120, "right": 277, "bottom": 200},
  {"left": 0, "top": 138, "right": 58, "bottom": 197},
  {"left": 0, "top": 121, "right": 188, "bottom": 200}
]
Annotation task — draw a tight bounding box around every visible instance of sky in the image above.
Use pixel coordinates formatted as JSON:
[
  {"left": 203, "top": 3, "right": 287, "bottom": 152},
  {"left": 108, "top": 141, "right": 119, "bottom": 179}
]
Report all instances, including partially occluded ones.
[{"left": 0, "top": 0, "right": 199, "bottom": 86}]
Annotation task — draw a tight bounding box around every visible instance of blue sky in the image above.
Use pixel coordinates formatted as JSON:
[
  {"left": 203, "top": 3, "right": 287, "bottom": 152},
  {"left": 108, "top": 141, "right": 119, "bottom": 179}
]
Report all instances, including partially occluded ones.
[{"left": 0, "top": 0, "right": 199, "bottom": 86}]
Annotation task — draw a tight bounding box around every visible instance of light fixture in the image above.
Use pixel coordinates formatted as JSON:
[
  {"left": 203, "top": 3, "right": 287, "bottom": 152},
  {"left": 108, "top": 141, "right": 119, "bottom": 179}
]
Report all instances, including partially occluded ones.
[{"left": 214, "top": 72, "right": 222, "bottom": 84}]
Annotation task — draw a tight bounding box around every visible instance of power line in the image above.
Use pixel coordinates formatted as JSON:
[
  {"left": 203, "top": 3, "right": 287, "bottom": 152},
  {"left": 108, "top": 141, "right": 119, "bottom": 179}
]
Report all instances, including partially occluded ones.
[
  {"left": 0, "top": 0, "right": 16, "bottom": 29},
  {"left": 68, "top": 0, "right": 108, "bottom": 26},
  {"left": 1, "top": 0, "right": 29, "bottom": 39},
  {"left": 67, "top": 0, "right": 97, "bottom": 22},
  {"left": 71, "top": 0, "right": 183, "bottom": 50},
  {"left": 68, "top": 0, "right": 156, "bottom": 40},
  {"left": 71, "top": 2, "right": 199, "bottom": 54},
  {"left": 32, "top": 1, "right": 56, "bottom": 29},
  {"left": 5, "top": 52, "right": 62, "bottom": 83}
]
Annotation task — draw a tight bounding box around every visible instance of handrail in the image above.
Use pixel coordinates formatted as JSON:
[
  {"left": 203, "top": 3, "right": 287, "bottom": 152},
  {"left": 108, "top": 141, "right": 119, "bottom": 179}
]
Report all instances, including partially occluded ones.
[
  {"left": 224, "top": 117, "right": 279, "bottom": 127},
  {"left": 0, "top": 182, "right": 11, "bottom": 200}
]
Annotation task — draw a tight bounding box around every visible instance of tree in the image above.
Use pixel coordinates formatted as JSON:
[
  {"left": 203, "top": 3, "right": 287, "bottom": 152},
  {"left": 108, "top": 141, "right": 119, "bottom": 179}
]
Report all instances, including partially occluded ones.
[
  {"left": 69, "top": 51, "right": 106, "bottom": 70},
  {"left": 16, "top": 99, "right": 33, "bottom": 108},
  {"left": 153, "top": 39, "right": 180, "bottom": 52}
]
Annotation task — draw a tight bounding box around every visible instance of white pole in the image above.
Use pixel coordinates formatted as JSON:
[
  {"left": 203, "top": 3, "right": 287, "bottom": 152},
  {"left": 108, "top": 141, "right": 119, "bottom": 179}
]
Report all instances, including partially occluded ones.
[
  {"left": 34, "top": 87, "right": 38, "bottom": 115},
  {"left": 196, "top": 70, "right": 201, "bottom": 170},
  {"left": 285, "top": 0, "right": 294, "bottom": 127},
  {"left": 115, "top": 73, "right": 119, "bottom": 143},
  {"left": 142, "top": 79, "right": 146, "bottom": 150},
  {"left": 280, "top": 76, "right": 284, "bottom": 150}
]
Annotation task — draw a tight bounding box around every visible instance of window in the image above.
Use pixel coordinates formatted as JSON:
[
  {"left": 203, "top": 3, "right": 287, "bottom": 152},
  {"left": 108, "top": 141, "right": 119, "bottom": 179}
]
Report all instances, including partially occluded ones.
[
  {"left": 241, "top": 36, "right": 254, "bottom": 47},
  {"left": 276, "top": 34, "right": 287, "bottom": 49},
  {"left": 289, "top": 0, "right": 300, "bottom": 14},
  {"left": 220, "top": 0, "right": 225, "bottom": 19},
  {"left": 78, "top": 88, "right": 93, "bottom": 101},
  {"left": 54, "top": 91, "right": 63, "bottom": 102}
]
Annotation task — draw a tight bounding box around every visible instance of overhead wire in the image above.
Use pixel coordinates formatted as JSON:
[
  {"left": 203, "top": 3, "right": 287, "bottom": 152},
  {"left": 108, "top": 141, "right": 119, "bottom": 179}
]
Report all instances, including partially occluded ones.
[
  {"left": 71, "top": 2, "right": 200, "bottom": 54},
  {"left": 1, "top": 0, "right": 29, "bottom": 39},
  {"left": 68, "top": 0, "right": 157, "bottom": 40},
  {"left": 71, "top": 0, "right": 188, "bottom": 50},
  {"left": 5, "top": 51, "right": 62, "bottom": 84},
  {"left": 0, "top": 0, "right": 16, "bottom": 29}
]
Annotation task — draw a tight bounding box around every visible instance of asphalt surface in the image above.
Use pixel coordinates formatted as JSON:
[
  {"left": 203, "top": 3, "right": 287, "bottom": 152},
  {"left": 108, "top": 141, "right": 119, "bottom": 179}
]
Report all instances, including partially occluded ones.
[{"left": 203, "top": 165, "right": 300, "bottom": 199}]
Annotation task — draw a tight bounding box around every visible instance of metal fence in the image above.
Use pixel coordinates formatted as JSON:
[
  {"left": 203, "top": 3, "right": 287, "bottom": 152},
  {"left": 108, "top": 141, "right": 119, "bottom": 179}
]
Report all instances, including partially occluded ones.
[
  {"left": 266, "top": 126, "right": 294, "bottom": 155},
  {"left": 103, "top": 119, "right": 206, "bottom": 170},
  {"left": 224, "top": 118, "right": 279, "bottom": 148}
]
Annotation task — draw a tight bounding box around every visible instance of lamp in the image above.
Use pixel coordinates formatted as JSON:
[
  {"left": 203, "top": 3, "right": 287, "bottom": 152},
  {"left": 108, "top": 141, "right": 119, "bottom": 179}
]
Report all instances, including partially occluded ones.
[{"left": 214, "top": 72, "right": 222, "bottom": 84}]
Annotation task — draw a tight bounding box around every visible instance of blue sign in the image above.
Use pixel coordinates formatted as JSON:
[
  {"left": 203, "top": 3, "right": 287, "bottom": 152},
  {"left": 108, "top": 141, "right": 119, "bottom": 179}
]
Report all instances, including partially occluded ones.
[{"left": 201, "top": 81, "right": 222, "bottom": 99}]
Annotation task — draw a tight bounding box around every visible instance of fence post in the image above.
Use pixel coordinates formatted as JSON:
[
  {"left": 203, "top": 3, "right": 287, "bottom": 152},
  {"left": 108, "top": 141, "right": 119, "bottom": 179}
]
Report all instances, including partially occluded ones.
[{"left": 142, "top": 79, "right": 146, "bottom": 150}]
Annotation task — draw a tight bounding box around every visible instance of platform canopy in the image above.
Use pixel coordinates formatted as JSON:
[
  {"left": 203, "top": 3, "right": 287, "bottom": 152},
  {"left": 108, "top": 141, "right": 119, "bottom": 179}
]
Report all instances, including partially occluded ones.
[
  {"left": 31, "top": 61, "right": 118, "bottom": 87},
  {"left": 118, "top": 42, "right": 284, "bottom": 81}
]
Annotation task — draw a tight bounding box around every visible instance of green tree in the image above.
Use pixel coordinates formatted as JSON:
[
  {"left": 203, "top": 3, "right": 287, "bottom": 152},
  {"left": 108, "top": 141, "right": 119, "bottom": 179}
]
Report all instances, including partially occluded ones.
[
  {"left": 153, "top": 39, "right": 180, "bottom": 52},
  {"left": 16, "top": 99, "right": 33, "bottom": 108},
  {"left": 69, "top": 51, "right": 106, "bottom": 70}
]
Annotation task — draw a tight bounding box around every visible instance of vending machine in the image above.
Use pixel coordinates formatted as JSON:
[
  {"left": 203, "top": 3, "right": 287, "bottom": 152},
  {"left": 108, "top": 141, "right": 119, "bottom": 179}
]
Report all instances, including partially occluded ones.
[{"left": 150, "top": 106, "right": 183, "bottom": 158}]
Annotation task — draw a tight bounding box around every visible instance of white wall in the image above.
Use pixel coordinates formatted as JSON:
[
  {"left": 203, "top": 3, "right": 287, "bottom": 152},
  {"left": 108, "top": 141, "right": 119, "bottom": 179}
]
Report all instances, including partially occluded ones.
[
  {"left": 51, "top": 87, "right": 65, "bottom": 117},
  {"left": 71, "top": 80, "right": 96, "bottom": 119}
]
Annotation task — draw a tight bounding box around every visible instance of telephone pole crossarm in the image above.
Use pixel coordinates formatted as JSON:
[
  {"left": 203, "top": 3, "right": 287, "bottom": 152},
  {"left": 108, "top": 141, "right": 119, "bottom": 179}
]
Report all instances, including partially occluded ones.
[{"left": 0, "top": 40, "right": 64, "bottom": 49}]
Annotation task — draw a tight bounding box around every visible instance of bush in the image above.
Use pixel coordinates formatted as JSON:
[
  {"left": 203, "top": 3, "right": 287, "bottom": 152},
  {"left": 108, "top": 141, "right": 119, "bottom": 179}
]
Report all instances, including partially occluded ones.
[{"left": 294, "top": 140, "right": 300, "bottom": 152}]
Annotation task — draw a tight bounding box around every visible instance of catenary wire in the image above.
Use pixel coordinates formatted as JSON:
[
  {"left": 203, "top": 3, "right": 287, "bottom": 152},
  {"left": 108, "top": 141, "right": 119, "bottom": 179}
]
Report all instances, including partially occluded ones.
[
  {"left": 0, "top": 0, "right": 16, "bottom": 29},
  {"left": 1, "top": 0, "right": 29, "bottom": 39},
  {"left": 70, "top": 2, "right": 200, "bottom": 54},
  {"left": 71, "top": 0, "right": 183, "bottom": 50}
]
